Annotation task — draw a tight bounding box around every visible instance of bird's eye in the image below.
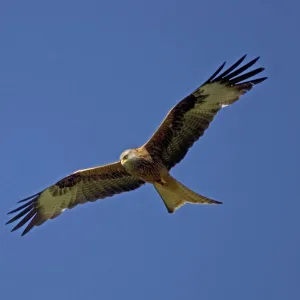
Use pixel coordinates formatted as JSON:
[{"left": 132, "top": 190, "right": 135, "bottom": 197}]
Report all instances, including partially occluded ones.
[{"left": 123, "top": 154, "right": 128, "bottom": 160}]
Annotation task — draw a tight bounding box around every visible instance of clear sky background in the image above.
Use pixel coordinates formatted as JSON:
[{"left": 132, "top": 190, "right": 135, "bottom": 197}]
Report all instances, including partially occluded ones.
[{"left": 1, "top": 1, "right": 299, "bottom": 299}]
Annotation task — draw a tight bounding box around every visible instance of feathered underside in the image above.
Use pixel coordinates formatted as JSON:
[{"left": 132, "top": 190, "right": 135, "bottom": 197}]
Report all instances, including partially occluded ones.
[
  {"left": 143, "top": 55, "right": 267, "bottom": 169},
  {"left": 6, "top": 162, "right": 144, "bottom": 236}
]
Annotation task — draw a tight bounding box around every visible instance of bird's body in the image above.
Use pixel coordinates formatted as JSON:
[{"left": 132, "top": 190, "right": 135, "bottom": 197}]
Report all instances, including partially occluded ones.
[
  {"left": 120, "top": 148, "right": 168, "bottom": 183},
  {"left": 6, "top": 55, "right": 267, "bottom": 236}
]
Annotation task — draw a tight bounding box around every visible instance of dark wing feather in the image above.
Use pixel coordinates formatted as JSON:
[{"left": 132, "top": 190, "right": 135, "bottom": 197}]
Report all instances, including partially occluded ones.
[
  {"left": 6, "top": 161, "right": 144, "bottom": 236},
  {"left": 143, "top": 55, "right": 267, "bottom": 169}
]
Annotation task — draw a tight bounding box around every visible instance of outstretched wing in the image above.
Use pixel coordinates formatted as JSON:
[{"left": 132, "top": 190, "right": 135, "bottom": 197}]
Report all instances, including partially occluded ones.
[
  {"left": 6, "top": 161, "right": 144, "bottom": 236},
  {"left": 143, "top": 55, "right": 267, "bottom": 169}
]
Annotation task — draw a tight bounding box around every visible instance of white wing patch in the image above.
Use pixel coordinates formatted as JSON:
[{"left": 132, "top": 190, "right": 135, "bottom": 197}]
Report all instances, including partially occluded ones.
[
  {"left": 37, "top": 188, "right": 72, "bottom": 219},
  {"left": 193, "top": 82, "right": 242, "bottom": 109}
]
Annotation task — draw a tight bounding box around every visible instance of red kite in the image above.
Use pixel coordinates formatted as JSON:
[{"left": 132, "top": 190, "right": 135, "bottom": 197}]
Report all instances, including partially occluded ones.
[{"left": 6, "top": 55, "right": 267, "bottom": 236}]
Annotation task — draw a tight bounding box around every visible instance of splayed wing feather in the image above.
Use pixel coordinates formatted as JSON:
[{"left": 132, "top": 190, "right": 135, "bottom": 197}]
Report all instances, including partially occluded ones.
[
  {"left": 204, "top": 61, "right": 226, "bottom": 84},
  {"left": 212, "top": 54, "right": 247, "bottom": 82},
  {"left": 6, "top": 161, "right": 144, "bottom": 236},
  {"left": 144, "top": 55, "right": 267, "bottom": 169}
]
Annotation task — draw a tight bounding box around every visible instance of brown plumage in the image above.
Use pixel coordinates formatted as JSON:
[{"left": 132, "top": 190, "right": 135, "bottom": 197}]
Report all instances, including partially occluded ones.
[
  {"left": 6, "top": 162, "right": 144, "bottom": 235},
  {"left": 6, "top": 54, "right": 267, "bottom": 236}
]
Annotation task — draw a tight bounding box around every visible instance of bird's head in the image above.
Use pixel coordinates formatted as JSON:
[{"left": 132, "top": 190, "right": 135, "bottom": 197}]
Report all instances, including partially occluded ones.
[{"left": 120, "top": 149, "right": 139, "bottom": 166}]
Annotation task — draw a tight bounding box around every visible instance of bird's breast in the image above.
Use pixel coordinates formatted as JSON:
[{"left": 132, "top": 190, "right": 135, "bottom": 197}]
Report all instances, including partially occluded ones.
[{"left": 123, "top": 157, "right": 165, "bottom": 183}]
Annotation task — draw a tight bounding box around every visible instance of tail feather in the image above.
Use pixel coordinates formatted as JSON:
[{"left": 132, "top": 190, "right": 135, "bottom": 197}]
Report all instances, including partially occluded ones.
[{"left": 153, "top": 175, "right": 222, "bottom": 213}]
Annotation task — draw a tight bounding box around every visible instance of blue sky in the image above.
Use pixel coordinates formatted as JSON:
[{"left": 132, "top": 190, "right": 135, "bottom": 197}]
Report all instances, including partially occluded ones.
[{"left": 1, "top": 1, "right": 299, "bottom": 299}]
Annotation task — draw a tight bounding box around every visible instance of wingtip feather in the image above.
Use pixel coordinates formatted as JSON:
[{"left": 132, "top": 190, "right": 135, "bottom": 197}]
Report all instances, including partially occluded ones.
[
  {"left": 239, "top": 54, "right": 248, "bottom": 62},
  {"left": 209, "top": 54, "right": 248, "bottom": 83},
  {"left": 214, "top": 200, "right": 223, "bottom": 204},
  {"left": 17, "top": 192, "right": 41, "bottom": 203},
  {"left": 253, "top": 76, "right": 268, "bottom": 83},
  {"left": 204, "top": 61, "right": 226, "bottom": 84}
]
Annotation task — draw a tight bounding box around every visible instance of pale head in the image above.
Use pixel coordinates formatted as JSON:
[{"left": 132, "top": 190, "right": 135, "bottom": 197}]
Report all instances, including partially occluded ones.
[{"left": 120, "top": 149, "right": 139, "bottom": 166}]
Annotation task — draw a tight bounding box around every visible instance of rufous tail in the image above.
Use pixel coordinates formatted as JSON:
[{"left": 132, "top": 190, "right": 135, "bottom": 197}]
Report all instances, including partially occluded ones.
[{"left": 153, "top": 174, "right": 222, "bottom": 213}]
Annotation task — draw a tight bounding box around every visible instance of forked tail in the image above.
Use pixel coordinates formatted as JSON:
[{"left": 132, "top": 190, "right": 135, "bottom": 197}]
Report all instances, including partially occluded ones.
[{"left": 153, "top": 174, "right": 222, "bottom": 213}]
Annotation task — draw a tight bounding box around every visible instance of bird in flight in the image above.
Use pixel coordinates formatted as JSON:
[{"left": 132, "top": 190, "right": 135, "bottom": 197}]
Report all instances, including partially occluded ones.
[{"left": 6, "top": 55, "right": 267, "bottom": 236}]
